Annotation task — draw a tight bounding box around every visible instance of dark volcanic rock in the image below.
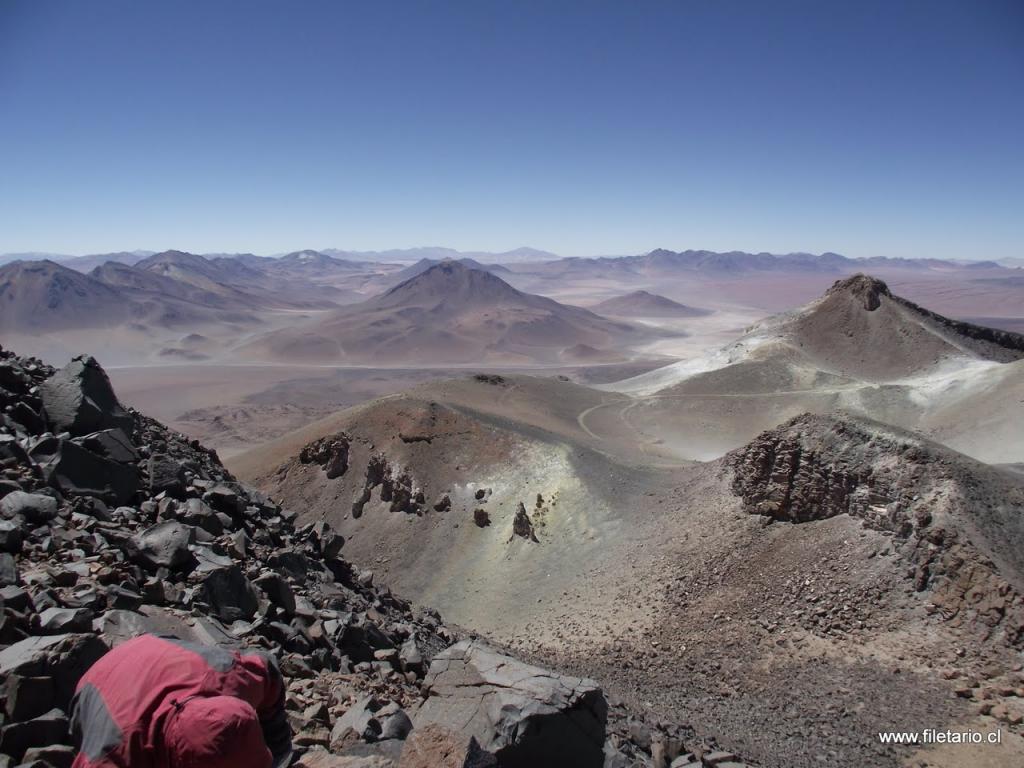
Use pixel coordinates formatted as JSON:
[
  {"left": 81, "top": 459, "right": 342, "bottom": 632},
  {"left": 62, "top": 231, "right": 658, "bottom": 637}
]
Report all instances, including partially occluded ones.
[
  {"left": 126, "top": 521, "right": 196, "bottom": 571},
  {"left": 0, "top": 520, "right": 23, "bottom": 553},
  {"left": 510, "top": 502, "right": 538, "bottom": 543},
  {"left": 0, "top": 492, "right": 58, "bottom": 525},
  {"left": 36, "top": 607, "right": 94, "bottom": 634},
  {"left": 414, "top": 639, "right": 607, "bottom": 768},
  {"left": 3, "top": 675, "right": 56, "bottom": 722},
  {"left": 0, "top": 708, "right": 70, "bottom": 762},
  {"left": 0, "top": 552, "right": 17, "bottom": 586},
  {"left": 299, "top": 434, "right": 351, "bottom": 479},
  {"left": 147, "top": 453, "right": 187, "bottom": 497},
  {"left": 199, "top": 565, "right": 260, "bottom": 622},
  {"left": 40, "top": 355, "right": 133, "bottom": 437},
  {"left": 38, "top": 441, "right": 139, "bottom": 505},
  {"left": 76, "top": 429, "right": 138, "bottom": 464},
  {"left": 0, "top": 634, "right": 108, "bottom": 710}
]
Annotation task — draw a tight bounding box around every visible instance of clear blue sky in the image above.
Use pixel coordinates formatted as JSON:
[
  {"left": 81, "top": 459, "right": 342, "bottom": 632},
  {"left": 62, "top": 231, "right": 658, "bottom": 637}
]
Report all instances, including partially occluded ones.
[{"left": 1, "top": 0, "right": 1021, "bottom": 259}]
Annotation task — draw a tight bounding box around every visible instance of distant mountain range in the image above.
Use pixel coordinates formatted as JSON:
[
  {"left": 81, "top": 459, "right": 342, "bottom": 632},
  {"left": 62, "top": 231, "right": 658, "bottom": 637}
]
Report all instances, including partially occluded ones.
[
  {"left": 236, "top": 260, "right": 664, "bottom": 365},
  {"left": 320, "top": 246, "right": 559, "bottom": 264},
  {"left": 2, "top": 246, "right": 1016, "bottom": 272},
  {"left": 0, "top": 249, "right": 373, "bottom": 335},
  {"left": 519, "top": 248, "right": 1009, "bottom": 278}
]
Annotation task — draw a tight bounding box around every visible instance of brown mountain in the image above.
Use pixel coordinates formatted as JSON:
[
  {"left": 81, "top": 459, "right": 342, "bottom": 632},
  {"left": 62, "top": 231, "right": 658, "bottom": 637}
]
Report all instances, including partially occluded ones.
[
  {"left": 0, "top": 260, "right": 131, "bottom": 332},
  {"left": 236, "top": 260, "right": 664, "bottom": 364},
  {"left": 782, "top": 274, "right": 1024, "bottom": 380},
  {"left": 590, "top": 290, "right": 710, "bottom": 318}
]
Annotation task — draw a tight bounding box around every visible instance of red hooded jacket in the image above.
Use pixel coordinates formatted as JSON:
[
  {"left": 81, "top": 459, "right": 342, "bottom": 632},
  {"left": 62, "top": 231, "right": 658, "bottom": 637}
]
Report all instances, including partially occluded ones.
[{"left": 70, "top": 634, "right": 292, "bottom": 768}]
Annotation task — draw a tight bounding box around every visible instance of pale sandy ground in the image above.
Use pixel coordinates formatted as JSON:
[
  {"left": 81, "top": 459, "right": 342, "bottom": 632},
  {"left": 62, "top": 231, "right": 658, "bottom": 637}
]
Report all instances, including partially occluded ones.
[{"left": 109, "top": 360, "right": 669, "bottom": 458}]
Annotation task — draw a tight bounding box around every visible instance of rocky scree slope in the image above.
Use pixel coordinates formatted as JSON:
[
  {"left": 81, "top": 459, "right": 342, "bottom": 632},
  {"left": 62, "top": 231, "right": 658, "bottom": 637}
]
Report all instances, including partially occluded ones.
[{"left": 0, "top": 346, "right": 734, "bottom": 768}]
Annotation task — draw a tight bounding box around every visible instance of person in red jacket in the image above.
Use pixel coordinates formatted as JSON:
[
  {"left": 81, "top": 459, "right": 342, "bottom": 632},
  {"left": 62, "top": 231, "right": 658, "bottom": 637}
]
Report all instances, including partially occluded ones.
[{"left": 69, "top": 634, "right": 292, "bottom": 768}]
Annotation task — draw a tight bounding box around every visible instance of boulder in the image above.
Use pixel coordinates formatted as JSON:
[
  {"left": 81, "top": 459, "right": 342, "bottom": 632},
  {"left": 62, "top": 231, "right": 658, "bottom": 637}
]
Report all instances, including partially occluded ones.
[
  {"left": 255, "top": 572, "right": 296, "bottom": 616},
  {"left": 199, "top": 565, "right": 260, "bottom": 622},
  {"left": 76, "top": 429, "right": 139, "bottom": 464},
  {"left": 413, "top": 640, "right": 607, "bottom": 768},
  {"left": 0, "top": 634, "right": 108, "bottom": 710},
  {"left": 0, "top": 492, "right": 59, "bottom": 524},
  {"left": 38, "top": 440, "right": 139, "bottom": 505},
  {"left": 0, "top": 707, "right": 69, "bottom": 761},
  {"left": 330, "top": 696, "right": 383, "bottom": 750},
  {"left": 0, "top": 552, "right": 17, "bottom": 586},
  {"left": 37, "top": 607, "right": 94, "bottom": 634},
  {"left": 510, "top": 503, "right": 537, "bottom": 543},
  {"left": 148, "top": 454, "right": 187, "bottom": 498},
  {"left": 0, "top": 519, "right": 23, "bottom": 553},
  {"left": 399, "top": 724, "right": 497, "bottom": 768},
  {"left": 377, "top": 702, "right": 413, "bottom": 740},
  {"left": 3, "top": 675, "right": 55, "bottom": 722},
  {"left": 22, "top": 744, "right": 75, "bottom": 768},
  {"left": 40, "top": 356, "right": 134, "bottom": 438},
  {"left": 127, "top": 521, "right": 196, "bottom": 572},
  {"left": 399, "top": 637, "right": 424, "bottom": 677}
]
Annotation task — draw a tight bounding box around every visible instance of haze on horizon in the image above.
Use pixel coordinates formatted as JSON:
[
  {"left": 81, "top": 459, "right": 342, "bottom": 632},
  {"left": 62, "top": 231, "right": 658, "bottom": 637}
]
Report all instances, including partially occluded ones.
[{"left": 1, "top": 0, "right": 1022, "bottom": 260}]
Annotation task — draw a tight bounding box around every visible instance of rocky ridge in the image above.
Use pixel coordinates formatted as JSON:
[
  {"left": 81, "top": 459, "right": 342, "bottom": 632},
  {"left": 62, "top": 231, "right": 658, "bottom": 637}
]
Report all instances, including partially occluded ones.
[
  {"left": 0, "top": 345, "right": 734, "bottom": 768},
  {"left": 726, "top": 412, "right": 1024, "bottom": 647}
]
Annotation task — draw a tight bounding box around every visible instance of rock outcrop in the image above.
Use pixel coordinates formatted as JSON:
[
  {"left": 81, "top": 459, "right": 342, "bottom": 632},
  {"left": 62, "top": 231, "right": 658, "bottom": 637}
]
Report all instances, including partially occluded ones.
[
  {"left": 414, "top": 640, "right": 607, "bottom": 767},
  {"left": 726, "top": 412, "right": 1024, "bottom": 646}
]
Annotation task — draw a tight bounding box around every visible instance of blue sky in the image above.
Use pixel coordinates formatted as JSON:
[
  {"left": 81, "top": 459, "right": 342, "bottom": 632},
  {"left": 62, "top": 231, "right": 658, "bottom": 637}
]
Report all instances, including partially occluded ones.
[{"left": 0, "top": 0, "right": 1021, "bottom": 259}]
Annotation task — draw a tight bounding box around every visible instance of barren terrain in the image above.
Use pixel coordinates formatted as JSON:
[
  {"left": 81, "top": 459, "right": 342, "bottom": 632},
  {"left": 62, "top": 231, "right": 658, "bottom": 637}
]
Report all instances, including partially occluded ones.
[{"left": 5, "top": 248, "right": 1024, "bottom": 767}]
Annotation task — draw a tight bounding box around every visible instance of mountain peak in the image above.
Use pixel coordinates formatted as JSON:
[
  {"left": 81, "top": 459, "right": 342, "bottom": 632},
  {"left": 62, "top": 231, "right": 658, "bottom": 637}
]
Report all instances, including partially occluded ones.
[
  {"left": 825, "top": 273, "right": 891, "bottom": 311},
  {"left": 378, "top": 259, "right": 523, "bottom": 306}
]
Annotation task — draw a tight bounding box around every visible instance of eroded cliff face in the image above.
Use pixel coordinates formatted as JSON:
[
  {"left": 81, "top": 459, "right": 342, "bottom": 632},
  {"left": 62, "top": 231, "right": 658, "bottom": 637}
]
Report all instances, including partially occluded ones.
[{"left": 726, "top": 412, "right": 1024, "bottom": 646}]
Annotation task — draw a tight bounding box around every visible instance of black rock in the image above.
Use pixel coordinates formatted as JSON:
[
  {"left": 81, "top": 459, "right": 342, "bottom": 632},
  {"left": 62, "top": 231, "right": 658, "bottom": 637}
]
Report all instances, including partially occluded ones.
[
  {"left": 309, "top": 521, "right": 344, "bottom": 559},
  {"left": 3, "top": 675, "right": 56, "bottom": 722},
  {"left": 202, "top": 485, "right": 244, "bottom": 515},
  {"left": 40, "top": 356, "right": 134, "bottom": 438},
  {"left": 77, "top": 428, "right": 139, "bottom": 464},
  {"left": 337, "top": 614, "right": 394, "bottom": 662},
  {"left": 106, "top": 584, "right": 144, "bottom": 611},
  {"left": 255, "top": 572, "right": 297, "bottom": 616},
  {"left": 8, "top": 402, "right": 44, "bottom": 434},
  {"left": 199, "top": 565, "right": 260, "bottom": 622},
  {"left": 0, "top": 586, "right": 32, "bottom": 612},
  {"left": 37, "top": 607, "right": 94, "bottom": 634},
  {"left": 0, "top": 634, "right": 108, "bottom": 711},
  {"left": 148, "top": 454, "right": 186, "bottom": 498},
  {"left": 268, "top": 551, "right": 312, "bottom": 581},
  {"left": 0, "top": 707, "right": 70, "bottom": 761},
  {"left": 0, "top": 492, "right": 59, "bottom": 525},
  {"left": 38, "top": 441, "right": 139, "bottom": 505},
  {"left": 0, "top": 552, "right": 18, "bottom": 586},
  {"left": 0, "top": 435, "right": 30, "bottom": 465},
  {"left": 22, "top": 744, "right": 75, "bottom": 768},
  {"left": 126, "top": 521, "right": 196, "bottom": 572},
  {"left": 0, "top": 519, "right": 23, "bottom": 553}
]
